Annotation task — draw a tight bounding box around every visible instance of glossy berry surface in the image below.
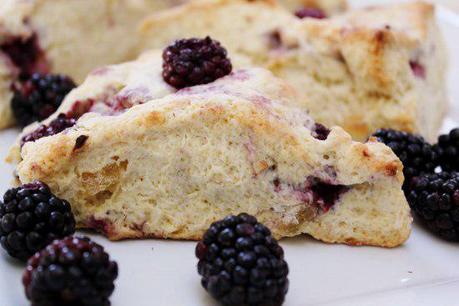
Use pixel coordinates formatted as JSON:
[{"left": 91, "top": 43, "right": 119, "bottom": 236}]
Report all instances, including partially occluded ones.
[
  {"left": 408, "top": 172, "right": 459, "bottom": 241},
  {"left": 162, "top": 36, "right": 232, "bottom": 89},
  {"left": 196, "top": 213, "right": 289, "bottom": 306},
  {"left": 0, "top": 181, "right": 75, "bottom": 261},
  {"left": 372, "top": 129, "right": 438, "bottom": 189},
  {"left": 436, "top": 128, "right": 459, "bottom": 171},
  {"left": 23, "top": 236, "right": 118, "bottom": 306},
  {"left": 12, "top": 73, "right": 76, "bottom": 127},
  {"left": 21, "top": 113, "right": 76, "bottom": 146}
]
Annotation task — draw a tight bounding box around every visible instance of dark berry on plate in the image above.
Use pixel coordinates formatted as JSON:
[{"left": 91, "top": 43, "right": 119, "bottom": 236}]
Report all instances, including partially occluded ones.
[
  {"left": 436, "top": 128, "right": 459, "bottom": 171},
  {"left": 23, "top": 236, "right": 118, "bottom": 306},
  {"left": 0, "top": 181, "right": 75, "bottom": 261},
  {"left": 162, "top": 36, "right": 232, "bottom": 89},
  {"left": 294, "top": 7, "right": 326, "bottom": 19},
  {"left": 407, "top": 172, "right": 459, "bottom": 241},
  {"left": 21, "top": 113, "right": 77, "bottom": 146},
  {"left": 372, "top": 129, "right": 438, "bottom": 189},
  {"left": 12, "top": 73, "right": 76, "bottom": 127},
  {"left": 196, "top": 213, "right": 289, "bottom": 306}
]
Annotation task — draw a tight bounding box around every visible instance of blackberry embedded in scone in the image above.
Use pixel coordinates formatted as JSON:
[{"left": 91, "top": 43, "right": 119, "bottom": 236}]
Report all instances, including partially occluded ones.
[
  {"left": 162, "top": 36, "right": 232, "bottom": 89},
  {"left": 279, "top": 0, "right": 347, "bottom": 15}
]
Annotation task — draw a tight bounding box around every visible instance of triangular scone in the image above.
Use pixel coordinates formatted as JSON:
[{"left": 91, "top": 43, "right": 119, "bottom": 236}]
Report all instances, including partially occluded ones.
[
  {"left": 0, "top": 0, "right": 181, "bottom": 128},
  {"left": 15, "top": 63, "right": 411, "bottom": 247},
  {"left": 139, "top": 0, "right": 447, "bottom": 141}
]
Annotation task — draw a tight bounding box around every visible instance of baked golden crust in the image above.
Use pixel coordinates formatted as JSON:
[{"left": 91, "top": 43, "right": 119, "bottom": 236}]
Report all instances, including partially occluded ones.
[
  {"left": 140, "top": 0, "right": 447, "bottom": 141},
  {"left": 15, "top": 54, "right": 411, "bottom": 247}
]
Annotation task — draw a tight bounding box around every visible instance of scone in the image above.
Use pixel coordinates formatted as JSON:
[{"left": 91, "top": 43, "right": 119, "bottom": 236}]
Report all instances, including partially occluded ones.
[
  {"left": 0, "top": 0, "right": 181, "bottom": 129},
  {"left": 13, "top": 50, "right": 411, "bottom": 247},
  {"left": 139, "top": 0, "right": 447, "bottom": 141}
]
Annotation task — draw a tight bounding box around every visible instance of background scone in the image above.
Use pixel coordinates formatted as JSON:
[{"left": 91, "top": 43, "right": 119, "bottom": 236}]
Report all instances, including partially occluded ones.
[
  {"left": 14, "top": 51, "right": 411, "bottom": 247},
  {"left": 139, "top": 0, "right": 447, "bottom": 141},
  {"left": 0, "top": 0, "right": 180, "bottom": 128}
]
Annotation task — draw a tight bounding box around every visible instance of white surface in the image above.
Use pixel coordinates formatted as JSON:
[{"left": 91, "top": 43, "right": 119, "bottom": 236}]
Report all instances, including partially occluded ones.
[{"left": 1, "top": 2, "right": 459, "bottom": 306}]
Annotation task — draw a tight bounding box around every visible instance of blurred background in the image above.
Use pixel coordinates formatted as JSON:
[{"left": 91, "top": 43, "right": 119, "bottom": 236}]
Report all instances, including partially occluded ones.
[
  {"left": 425, "top": 0, "right": 458, "bottom": 12},
  {"left": 350, "top": 0, "right": 458, "bottom": 12}
]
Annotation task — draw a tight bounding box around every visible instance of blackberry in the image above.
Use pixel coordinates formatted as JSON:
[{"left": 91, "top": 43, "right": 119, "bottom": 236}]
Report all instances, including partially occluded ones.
[
  {"left": 311, "top": 123, "right": 330, "bottom": 140},
  {"left": 0, "top": 181, "right": 75, "bottom": 261},
  {"left": 0, "top": 35, "right": 47, "bottom": 78},
  {"left": 294, "top": 7, "right": 326, "bottom": 19},
  {"left": 436, "top": 128, "right": 459, "bottom": 171},
  {"left": 12, "top": 73, "right": 76, "bottom": 127},
  {"left": 21, "top": 113, "right": 76, "bottom": 146},
  {"left": 196, "top": 213, "right": 289, "bottom": 306},
  {"left": 23, "top": 236, "right": 118, "bottom": 306},
  {"left": 407, "top": 172, "right": 459, "bottom": 241},
  {"left": 372, "top": 129, "right": 438, "bottom": 188},
  {"left": 162, "top": 36, "right": 232, "bottom": 89}
]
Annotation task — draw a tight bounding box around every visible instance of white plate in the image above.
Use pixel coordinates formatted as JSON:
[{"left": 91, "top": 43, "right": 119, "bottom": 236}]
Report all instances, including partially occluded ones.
[{"left": 1, "top": 2, "right": 459, "bottom": 306}]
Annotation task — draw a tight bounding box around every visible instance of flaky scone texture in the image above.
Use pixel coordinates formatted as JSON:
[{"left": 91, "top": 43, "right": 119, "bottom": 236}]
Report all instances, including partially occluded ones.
[
  {"left": 16, "top": 65, "right": 411, "bottom": 247},
  {"left": 140, "top": 0, "right": 447, "bottom": 141},
  {"left": 0, "top": 0, "right": 180, "bottom": 128}
]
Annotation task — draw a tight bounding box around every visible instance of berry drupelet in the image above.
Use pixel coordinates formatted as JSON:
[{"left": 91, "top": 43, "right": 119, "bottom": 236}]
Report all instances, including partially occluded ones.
[
  {"left": 196, "top": 213, "right": 289, "bottom": 306},
  {"left": 162, "top": 36, "right": 232, "bottom": 89},
  {"left": 12, "top": 73, "right": 76, "bottom": 127},
  {"left": 21, "top": 113, "right": 76, "bottom": 146},
  {"left": 436, "top": 128, "right": 459, "bottom": 171},
  {"left": 407, "top": 172, "right": 459, "bottom": 241},
  {"left": 0, "top": 181, "right": 75, "bottom": 261},
  {"left": 372, "top": 129, "right": 438, "bottom": 189},
  {"left": 23, "top": 236, "right": 118, "bottom": 306}
]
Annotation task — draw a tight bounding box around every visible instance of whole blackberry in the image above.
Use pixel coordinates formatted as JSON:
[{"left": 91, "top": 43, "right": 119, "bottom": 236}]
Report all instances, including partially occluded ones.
[
  {"left": 294, "top": 7, "right": 326, "bottom": 19},
  {"left": 196, "top": 213, "right": 289, "bottom": 306},
  {"left": 372, "top": 129, "right": 438, "bottom": 188},
  {"left": 12, "top": 73, "right": 76, "bottom": 127},
  {"left": 436, "top": 128, "right": 459, "bottom": 171},
  {"left": 21, "top": 113, "right": 76, "bottom": 146},
  {"left": 0, "top": 181, "right": 75, "bottom": 261},
  {"left": 23, "top": 236, "right": 118, "bottom": 306},
  {"left": 408, "top": 172, "right": 459, "bottom": 241},
  {"left": 162, "top": 36, "right": 232, "bottom": 89}
]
